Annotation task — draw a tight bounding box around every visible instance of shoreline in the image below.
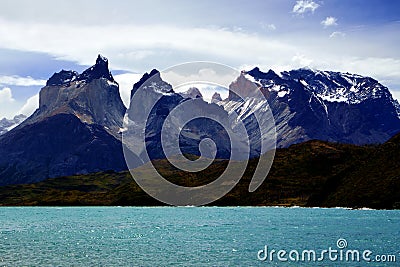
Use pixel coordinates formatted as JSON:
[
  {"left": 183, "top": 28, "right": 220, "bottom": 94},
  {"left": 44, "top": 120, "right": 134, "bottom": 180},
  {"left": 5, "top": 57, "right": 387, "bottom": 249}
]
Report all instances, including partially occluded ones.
[{"left": 0, "top": 205, "right": 397, "bottom": 210}]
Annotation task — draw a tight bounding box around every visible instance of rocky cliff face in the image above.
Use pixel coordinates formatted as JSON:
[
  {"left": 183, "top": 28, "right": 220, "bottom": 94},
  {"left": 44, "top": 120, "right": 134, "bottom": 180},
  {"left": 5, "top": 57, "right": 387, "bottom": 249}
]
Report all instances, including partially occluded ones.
[{"left": 0, "top": 55, "right": 127, "bottom": 185}]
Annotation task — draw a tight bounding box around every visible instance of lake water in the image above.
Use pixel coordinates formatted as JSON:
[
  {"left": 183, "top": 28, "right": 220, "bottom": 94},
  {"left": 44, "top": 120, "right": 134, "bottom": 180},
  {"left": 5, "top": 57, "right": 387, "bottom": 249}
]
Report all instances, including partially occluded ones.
[{"left": 0, "top": 207, "right": 399, "bottom": 266}]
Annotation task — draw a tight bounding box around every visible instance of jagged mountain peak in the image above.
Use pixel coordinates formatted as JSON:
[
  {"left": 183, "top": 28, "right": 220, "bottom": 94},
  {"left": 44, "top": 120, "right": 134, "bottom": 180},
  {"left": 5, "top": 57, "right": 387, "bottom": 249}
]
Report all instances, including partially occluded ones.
[
  {"left": 96, "top": 54, "right": 108, "bottom": 64},
  {"left": 130, "top": 69, "right": 173, "bottom": 100},
  {"left": 46, "top": 69, "right": 79, "bottom": 86},
  {"left": 77, "top": 54, "right": 115, "bottom": 83},
  {"left": 45, "top": 55, "right": 115, "bottom": 87},
  {"left": 245, "top": 67, "right": 280, "bottom": 81},
  {"left": 131, "top": 69, "right": 160, "bottom": 95}
]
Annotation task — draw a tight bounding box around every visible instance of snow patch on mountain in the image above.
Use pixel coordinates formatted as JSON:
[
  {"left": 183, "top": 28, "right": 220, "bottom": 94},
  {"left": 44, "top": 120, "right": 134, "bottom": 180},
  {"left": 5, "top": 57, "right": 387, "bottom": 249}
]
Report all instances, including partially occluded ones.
[
  {"left": 178, "top": 87, "right": 203, "bottom": 99},
  {"left": 222, "top": 67, "right": 400, "bottom": 147},
  {"left": 285, "top": 68, "right": 396, "bottom": 105},
  {"left": 243, "top": 67, "right": 400, "bottom": 119}
]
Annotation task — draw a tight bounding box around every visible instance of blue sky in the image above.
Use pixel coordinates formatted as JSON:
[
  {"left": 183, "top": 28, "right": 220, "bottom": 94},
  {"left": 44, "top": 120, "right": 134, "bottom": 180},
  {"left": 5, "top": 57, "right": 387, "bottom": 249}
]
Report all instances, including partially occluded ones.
[{"left": 0, "top": 0, "right": 399, "bottom": 118}]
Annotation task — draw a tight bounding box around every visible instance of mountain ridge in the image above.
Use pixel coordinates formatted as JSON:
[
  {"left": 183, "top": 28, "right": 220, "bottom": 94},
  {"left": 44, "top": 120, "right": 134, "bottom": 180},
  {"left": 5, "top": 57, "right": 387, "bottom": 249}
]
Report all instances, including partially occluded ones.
[
  {"left": 245, "top": 66, "right": 400, "bottom": 112},
  {"left": 228, "top": 66, "right": 400, "bottom": 147}
]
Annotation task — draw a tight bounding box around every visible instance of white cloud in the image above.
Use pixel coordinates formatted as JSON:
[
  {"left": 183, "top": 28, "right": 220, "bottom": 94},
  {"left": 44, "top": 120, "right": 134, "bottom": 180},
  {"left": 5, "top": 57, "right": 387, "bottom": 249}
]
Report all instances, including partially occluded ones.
[
  {"left": 0, "top": 75, "right": 46, "bottom": 86},
  {"left": 0, "top": 18, "right": 298, "bottom": 71},
  {"left": 17, "top": 93, "right": 39, "bottom": 117},
  {"left": 330, "top": 31, "right": 346, "bottom": 38},
  {"left": 161, "top": 65, "right": 239, "bottom": 89},
  {"left": 0, "top": 87, "right": 18, "bottom": 119},
  {"left": 114, "top": 73, "right": 142, "bottom": 107},
  {"left": 176, "top": 84, "right": 229, "bottom": 102},
  {"left": 390, "top": 90, "right": 400, "bottom": 102},
  {"left": 0, "top": 87, "right": 15, "bottom": 103},
  {"left": 337, "top": 57, "right": 400, "bottom": 80},
  {"left": 0, "top": 75, "right": 43, "bottom": 118},
  {"left": 0, "top": 88, "right": 40, "bottom": 119},
  {"left": 261, "top": 23, "right": 276, "bottom": 31},
  {"left": 0, "top": 17, "right": 399, "bottom": 99},
  {"left": 321, "top": 17, "right": 338, "bottom": 27},
  {"left": 292, "top": 54, "right": 313, "bottom": 67},
  {"left": 292, "top": 0, "right": 320, "bottom": 15}
]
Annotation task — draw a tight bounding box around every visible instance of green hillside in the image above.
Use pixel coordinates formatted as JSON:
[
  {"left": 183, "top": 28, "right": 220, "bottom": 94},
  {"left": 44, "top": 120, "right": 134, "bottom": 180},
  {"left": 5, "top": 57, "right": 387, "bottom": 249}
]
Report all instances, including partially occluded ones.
[{"left": 1, "top": 135, "right": 399, "bottom": 209}]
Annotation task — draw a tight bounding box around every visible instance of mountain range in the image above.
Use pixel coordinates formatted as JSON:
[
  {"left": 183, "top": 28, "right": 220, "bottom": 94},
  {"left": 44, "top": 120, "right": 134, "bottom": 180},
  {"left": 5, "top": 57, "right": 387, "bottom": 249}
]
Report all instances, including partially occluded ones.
[
  {"left": 0, "top": 114, "right": 26, "bottom": 136},
  {"left": 0, "top": 55, "right": 400, "bottom": 187}
]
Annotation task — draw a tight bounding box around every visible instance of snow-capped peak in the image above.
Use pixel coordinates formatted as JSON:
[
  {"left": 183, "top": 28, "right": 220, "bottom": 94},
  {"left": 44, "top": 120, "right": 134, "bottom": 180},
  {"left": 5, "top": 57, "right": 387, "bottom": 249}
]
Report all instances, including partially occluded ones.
[{"left": 96, "top": 54, "right": 108, "bottom": 64}]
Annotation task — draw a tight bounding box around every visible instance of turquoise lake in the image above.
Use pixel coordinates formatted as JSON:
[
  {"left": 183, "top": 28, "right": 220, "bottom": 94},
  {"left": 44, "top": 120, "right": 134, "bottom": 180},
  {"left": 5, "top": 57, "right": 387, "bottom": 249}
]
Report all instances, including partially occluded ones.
[{"left": 0, "top": 207, "right": 399, "bottom": 266}]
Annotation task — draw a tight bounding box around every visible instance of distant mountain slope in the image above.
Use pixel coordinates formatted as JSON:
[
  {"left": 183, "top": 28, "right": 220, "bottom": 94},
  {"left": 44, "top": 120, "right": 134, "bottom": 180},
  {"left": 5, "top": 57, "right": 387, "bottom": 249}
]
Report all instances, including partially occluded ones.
[
  {"left": 0, "top": 115, "right": 26, "bottom": 135},
  {"left": 0, "top": 114, "right": 127, "bottom": 185},
  {"left": 1, "top": 133, "right": 399, "bottom": 209}
]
